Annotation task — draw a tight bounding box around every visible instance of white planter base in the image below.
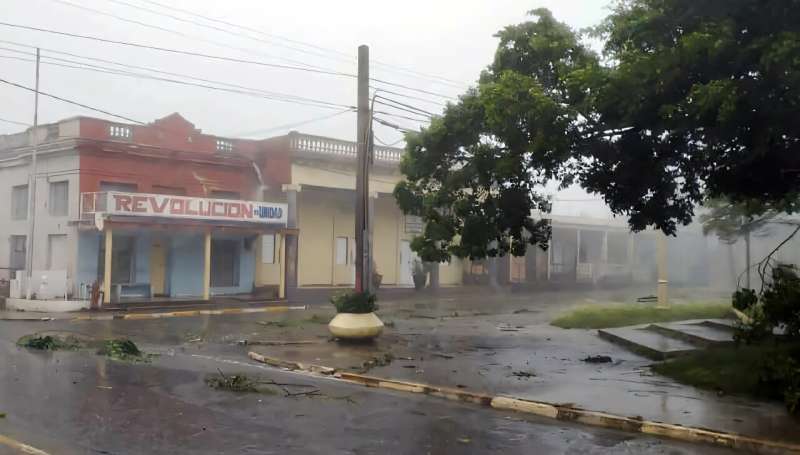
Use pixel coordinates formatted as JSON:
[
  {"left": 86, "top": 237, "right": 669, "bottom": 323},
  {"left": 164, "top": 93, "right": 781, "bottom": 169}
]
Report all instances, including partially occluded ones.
[
  {"left": 5, "top": 298, "right": 90, "bottom": 313},
  {"left": 328, "top": 312, "right": 384, "bottom": 339}
]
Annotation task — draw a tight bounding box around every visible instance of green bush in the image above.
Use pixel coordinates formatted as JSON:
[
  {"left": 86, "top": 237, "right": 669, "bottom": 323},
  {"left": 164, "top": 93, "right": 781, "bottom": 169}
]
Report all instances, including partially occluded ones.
[
  {"left": 758, "top": 348, "right": 800, "bottom": 414},
  {"left": 733, "top": 264, "right": 800, "bottom": 343},
  {"left": 330, "top": 291, "right": 377, "bottom": 314},
  {"left": 98, "top": 339, "right": 146, "bottom": 362}
]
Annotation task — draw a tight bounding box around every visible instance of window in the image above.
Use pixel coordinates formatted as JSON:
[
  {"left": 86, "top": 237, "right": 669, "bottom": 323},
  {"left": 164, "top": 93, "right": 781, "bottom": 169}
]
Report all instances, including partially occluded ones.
[
  {"left": 210, "top": 190, "right": 241, "bottom": 200},
  {"left": 49, "top": 181, "right": 69, "bottom": 217},
  {"left": 11, "top": 185, "right": 28, "bottom": 220},
  {"left": 9, "top": 235, "right": 26, "bottom": 270},
  {"left": 109, "top": 124, "right": 132, "bottom": 139},
  {"left": 47, "top": 234, "right": 67, "bottom": 270},
  {"left": 335, "top": 236, "right": 348, "bottom": 265},
  {"left": 151, "top": 185, "right": 186, "bottom": 196},
  {"left": 98, "top": 235, "right": 135, "bottom": 284},
  {"left": 99, "top": 181, "right": 137, "bottom": 193},
  {"left": 215, "top": 139, "right": 234, "bottom": 153},
  {"left": 211, "top": 239, "right": 240, "bottom": 287},
  {"left": 261, "top": 234, "right": 275, "bottom": 264}
]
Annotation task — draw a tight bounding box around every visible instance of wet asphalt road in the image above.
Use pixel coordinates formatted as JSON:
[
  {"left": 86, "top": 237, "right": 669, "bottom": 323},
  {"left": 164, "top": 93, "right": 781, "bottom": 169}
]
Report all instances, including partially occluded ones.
[{"left": 0, "top": 317, "right": 736, "bottom": 455}]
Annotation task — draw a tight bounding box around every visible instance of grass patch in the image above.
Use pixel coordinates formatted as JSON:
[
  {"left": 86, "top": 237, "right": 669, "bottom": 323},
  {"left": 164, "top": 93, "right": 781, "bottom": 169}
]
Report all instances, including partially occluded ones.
[
  {"left": 17, "top": 334, "right": 83, "bottom": 350},
  {"left": 652, "top": 342, "right": 800, "bottom": 401},
  {"left": 551, "top": 301, "right": 733, "bottom": 329},
  {"left": 97, "top": 339, "right": 149, "bottom": 362}
]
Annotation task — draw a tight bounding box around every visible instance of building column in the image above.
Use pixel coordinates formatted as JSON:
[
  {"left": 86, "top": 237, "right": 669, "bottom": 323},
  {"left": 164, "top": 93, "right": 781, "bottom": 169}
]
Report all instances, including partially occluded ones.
[
  {"left": 601, "top": 231, "right": 609, "bottom": 263},
  {"left": 575, "top": 229, "right": 582, "bottom": 281},
  {"left": 278, "top": 233, "right": 286, "bottom": 299},
  {"left": 103, "top": 227, "right": 113, "bottom": 305},
  {"left": 282, "top": 184, "right": 301, "bottom": 300},
  {"left": 203, "top": 231, "right": 211, "bottom": 300}
]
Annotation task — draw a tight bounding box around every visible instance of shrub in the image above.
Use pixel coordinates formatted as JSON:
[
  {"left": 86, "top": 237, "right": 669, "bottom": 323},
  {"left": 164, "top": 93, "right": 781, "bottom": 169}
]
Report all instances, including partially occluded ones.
[
  {"left": 758, "top": 349, "right": 800, "bottom": 414},
  {"left": 733, "top": 264, "right": 800, "bottom": 343},
  {"left": 17, "top": 334, "right": 82, "bottom": 350},
  {"left": 330, "top": 291, "right": 377, "bottom": 314}
]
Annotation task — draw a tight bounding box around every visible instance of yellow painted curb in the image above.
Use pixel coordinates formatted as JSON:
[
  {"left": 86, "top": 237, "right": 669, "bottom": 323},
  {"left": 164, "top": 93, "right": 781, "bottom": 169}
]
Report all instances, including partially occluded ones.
[
  {"left": 71, "top": 305, "right": 306, "bottom": 321},
  {"left": 491, "top": 396, "right": 558, "bottom": 419},
  {"left": 247, "top": 355, "right": 800, "bottom": 454},
  {"left": 248, "top": 351, "right": 335, "bottom": 375},
  {"left": 0, "top": 434, "right": 50, "bottom": 455}
]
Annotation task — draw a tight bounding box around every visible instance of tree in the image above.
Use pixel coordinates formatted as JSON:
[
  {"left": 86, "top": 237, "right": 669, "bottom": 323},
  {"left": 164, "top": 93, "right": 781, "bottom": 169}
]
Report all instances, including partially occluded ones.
[
  {"left": 700, "top": 199, "right": 775, "bottom": 288},
  {"left": 396, "top": 1, "right": 800, "bottom": 262}
]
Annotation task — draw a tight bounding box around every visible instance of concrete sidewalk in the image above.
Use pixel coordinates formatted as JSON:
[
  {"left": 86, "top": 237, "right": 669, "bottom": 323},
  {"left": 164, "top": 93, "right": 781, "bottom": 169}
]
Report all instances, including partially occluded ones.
[{"left": 246, "top": 308, "right": 800, "bottom": 446}]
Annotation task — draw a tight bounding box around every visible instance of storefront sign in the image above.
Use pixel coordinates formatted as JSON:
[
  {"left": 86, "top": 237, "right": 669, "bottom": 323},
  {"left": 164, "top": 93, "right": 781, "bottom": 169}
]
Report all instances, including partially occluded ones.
[{"left": 105, "top": 192, "right": 287, "bottom": 225}]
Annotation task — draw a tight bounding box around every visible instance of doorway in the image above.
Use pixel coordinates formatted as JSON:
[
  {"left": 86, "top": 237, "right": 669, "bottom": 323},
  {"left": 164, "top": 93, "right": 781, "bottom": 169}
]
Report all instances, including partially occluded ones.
[
  {"left": 211, "top": 239, "right": 240, "bottom": 287},
  {"left": 149, "top": 237, "right": 168, "bottom": 296}
]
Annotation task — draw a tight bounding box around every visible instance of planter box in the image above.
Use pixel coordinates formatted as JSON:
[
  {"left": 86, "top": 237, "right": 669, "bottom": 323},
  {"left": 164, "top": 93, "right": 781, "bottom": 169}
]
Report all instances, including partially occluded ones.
[{"left": 328, "top": 312, "right": 384, "bottom": 339}]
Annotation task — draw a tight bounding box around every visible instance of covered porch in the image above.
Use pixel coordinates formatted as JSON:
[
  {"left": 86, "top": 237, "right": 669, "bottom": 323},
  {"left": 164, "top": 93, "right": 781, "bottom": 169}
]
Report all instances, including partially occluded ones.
[{"left": 78, "top": 191, "right": 288, "bottom": 306}]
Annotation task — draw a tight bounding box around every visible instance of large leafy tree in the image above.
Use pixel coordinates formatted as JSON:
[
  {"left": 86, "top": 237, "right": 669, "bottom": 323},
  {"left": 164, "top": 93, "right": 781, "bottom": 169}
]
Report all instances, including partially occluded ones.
[{"left": 395, "top": 0, "right": 800, "bottom": 261}]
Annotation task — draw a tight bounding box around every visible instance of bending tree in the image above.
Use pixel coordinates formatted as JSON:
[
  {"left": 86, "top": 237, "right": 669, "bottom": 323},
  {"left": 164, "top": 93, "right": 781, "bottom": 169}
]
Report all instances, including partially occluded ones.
[{"left": 395, "top": 1, "right": 800, "bottom": 262}]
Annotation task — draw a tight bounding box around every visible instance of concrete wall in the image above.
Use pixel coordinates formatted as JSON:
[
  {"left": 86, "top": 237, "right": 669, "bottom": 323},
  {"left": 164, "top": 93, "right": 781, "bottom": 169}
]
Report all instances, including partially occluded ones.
[{"left": 0, "top": 150, "right": 80, "bottom": 294}]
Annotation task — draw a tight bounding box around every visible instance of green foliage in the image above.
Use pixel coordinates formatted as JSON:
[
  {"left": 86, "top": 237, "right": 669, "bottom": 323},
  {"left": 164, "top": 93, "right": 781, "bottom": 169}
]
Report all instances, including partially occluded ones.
[
  {"left": 397, "top": 2, "right": 800, "bottom": 259},
  {"left": 653, "top": 343, "right": 800, "bottom": 414},
  {"left": 98, "top": 339, "right": 146, "bottom": 362},
  {"left": 330, "top": 291, "right": 377, "bottom": 314},
  {"left": 759, "top": 350, "right": 800, "bottom": 414},
  {"left": 551, "top": 301, "right": 732, "bottom": 329},
  {"left": 734, "top": 264, "right": 800, "bottom": 343},
  {"left": 17, "top": 334, "right": 82, "bottom": 350}
]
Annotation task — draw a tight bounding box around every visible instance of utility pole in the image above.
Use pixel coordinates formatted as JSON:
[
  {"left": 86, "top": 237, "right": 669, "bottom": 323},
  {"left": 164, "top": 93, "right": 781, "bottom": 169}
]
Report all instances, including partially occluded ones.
[
  {"left": 24, "top": 48, "right": 40, "bottom": 300},
  {"left": 355, "top": 45, "right": 371, "bottom": 293}
]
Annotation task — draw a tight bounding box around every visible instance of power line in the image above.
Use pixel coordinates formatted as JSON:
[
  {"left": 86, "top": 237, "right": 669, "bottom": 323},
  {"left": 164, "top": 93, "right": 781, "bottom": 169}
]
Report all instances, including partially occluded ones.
[
  {"left": 369, "top": 86, "right": 448, "bottom": 107},
  {"left": 0, "top": 76, "right": 144, "bottom": 124},
  {"left": 0, "top": 51, "right": 354, "bottom": 111},
  {"left": 231, "top": 108, "right": 355, "bottom": 137},
  {"left": 373, "top": 116, "right": 415, "bottom": 133},
  {"left": 375, "top": 95, "right": 436, "bottom": 117},
  {"left": 51, "top": 0, "right": 335, "bottom": 73},
  {"left": 131, "top": 0, "right": 470, "bottom": 89},
  {"left": 0, "top": 22, "right": 356, "bottom": 78},
  {"left": 373, "top": 110, "right": 431, "bottom": 123},
  {"left": 373, "top": 131, "right": 405, "bottom": 147},
  {"left": 0, "top": 117, "right": 30, "bottom": 127},
  {"left": 0, "top": 40, "right": 351, "bottom": 110},
  {"left": 370, "top": 77, "right": 457, "bottom": 100},
  {"left": 0, "top": 22, "right": 462, "bottom": 101}
]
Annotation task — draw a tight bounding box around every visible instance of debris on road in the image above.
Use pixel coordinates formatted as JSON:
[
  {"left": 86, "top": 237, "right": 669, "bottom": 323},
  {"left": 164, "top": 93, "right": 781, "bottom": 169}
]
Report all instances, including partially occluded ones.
[
  {"left": 17, "top": 334, "right": 83, "bottom": 351},
  {"left": 511, "top": 371, "right": 537, "bottom": 379},
  {"left": 206, "top": 370, "right": 266, "bottom": 393},
  {"left": 431, "top": 353, "right": 454, "bottom": 359},
  {"left": 636, "top": 295, "right": 658, "bottom": 303},
  {"left": 98, "top": 339, "right": 149, "bottom": 362},
  {"left": 239, "top": 339, "right": 322, "bottom": 346},
  {"left": 582, "top": 355, "right": 613, "bottom": 364}
]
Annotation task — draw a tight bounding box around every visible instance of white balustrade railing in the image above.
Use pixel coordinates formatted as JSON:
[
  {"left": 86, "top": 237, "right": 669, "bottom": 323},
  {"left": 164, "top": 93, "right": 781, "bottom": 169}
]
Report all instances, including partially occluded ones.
[{"left": 288, "top": 132, "right": 403, "bottom": 163}]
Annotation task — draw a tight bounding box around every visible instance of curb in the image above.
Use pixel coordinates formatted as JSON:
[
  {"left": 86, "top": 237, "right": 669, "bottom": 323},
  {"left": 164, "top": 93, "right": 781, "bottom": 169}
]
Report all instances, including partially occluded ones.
[
  {"left": 0, "top": 434, "right": 50, "bottom": 455},
  {"left": 248, "top": 352, "right": 800, "bottom": 454},
  {"left": 71, "top": 305, "right": 307, "bottom": 321}
]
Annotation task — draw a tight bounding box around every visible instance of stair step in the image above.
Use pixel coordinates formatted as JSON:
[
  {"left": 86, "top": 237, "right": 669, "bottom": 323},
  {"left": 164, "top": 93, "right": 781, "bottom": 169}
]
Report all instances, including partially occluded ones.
[
  {"left": 598, "top": 327, "right": 698, "bottom": 360},
  {"left": 647, "top": 321, "right": 735, "bottom": 347}
]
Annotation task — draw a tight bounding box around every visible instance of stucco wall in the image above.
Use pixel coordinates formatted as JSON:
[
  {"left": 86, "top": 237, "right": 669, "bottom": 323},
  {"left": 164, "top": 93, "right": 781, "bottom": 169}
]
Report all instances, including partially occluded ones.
[{"left": 0, "top": 151, "right": 80, "bottom": 293}]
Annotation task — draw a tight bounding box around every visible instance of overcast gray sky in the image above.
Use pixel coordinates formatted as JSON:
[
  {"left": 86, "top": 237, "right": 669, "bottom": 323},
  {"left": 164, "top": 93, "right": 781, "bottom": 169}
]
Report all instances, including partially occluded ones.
[{"left": 0, "top": 0, "right": 615, "bottom": 216}]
